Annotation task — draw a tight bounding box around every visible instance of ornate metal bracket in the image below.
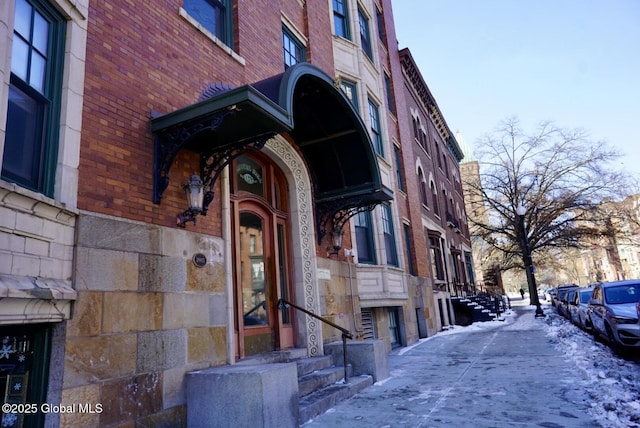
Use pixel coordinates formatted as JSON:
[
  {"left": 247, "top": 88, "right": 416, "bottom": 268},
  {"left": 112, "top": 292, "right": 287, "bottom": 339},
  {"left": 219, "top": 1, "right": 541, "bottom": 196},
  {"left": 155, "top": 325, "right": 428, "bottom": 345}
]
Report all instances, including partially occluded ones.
[
  {"left": 153, "top": 107, "right": 236, "bottom": 204},
  {"left": 198, "top": 133, "right": 273, "bottom": 215},
  {"left": 316, "top": 198, "right": 380, "bottom": 246},
  {"left": 152, "top": 106, "right": 274, "bottom": 216}
]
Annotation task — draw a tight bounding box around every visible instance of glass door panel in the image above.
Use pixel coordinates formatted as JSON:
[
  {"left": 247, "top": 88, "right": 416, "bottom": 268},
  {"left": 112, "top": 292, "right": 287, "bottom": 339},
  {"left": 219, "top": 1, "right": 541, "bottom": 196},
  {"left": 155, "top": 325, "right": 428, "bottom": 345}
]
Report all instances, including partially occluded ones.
[
  {"left": 277, "top": 223, "right": 290, "bottom": 324},
  {"left": 240, "top": 212, "right": 267, "bottom": 326}
]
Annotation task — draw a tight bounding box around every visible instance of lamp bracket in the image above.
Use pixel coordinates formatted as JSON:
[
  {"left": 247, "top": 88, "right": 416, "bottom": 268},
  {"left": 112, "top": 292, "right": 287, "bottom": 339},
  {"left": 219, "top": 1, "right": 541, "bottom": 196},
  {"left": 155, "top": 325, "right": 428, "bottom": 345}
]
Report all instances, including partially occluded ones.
[
  {"left": 316, "top": 199, "right": 380, "bottom": 245},
  {"left": 177, "top": 208, "right": 199, "bottom": 228}
]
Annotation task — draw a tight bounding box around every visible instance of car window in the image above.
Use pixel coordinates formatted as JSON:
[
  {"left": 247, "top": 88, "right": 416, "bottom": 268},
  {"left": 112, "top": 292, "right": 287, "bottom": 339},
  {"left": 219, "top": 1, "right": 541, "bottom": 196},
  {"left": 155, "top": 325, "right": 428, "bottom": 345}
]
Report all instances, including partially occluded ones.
[
  {"left": 592, "top": 287, "right": 601, "bottom": 302},
  {"left": 604, "top": 284, "right": 640, "bottom": 304},
  {"left": 579, "top": 290, "right": 591, "bottom": 304}
]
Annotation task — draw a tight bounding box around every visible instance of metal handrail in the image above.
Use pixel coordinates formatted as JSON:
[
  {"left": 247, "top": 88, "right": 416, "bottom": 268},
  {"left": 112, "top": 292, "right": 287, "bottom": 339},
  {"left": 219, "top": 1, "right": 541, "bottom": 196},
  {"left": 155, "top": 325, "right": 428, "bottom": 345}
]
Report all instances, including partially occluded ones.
[{"left": 277, "top": 298, "right": 353, "bottom": 382}]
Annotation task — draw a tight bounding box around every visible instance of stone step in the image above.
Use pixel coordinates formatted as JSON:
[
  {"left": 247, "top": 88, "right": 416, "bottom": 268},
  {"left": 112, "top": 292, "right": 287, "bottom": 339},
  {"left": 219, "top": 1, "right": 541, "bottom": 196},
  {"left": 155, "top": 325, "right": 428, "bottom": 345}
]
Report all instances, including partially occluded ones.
[
  {"left": 235, "top": 348, "right": 307, "bottom": 365},
  {"left": 298, "top": 374, "right": 373, "bottom": 424},
  {"left": 298, "top": 365, "right": 352, "bottom": 397},
  {"left": 296, "top": 355, "right": 333, "bottom": 377}
]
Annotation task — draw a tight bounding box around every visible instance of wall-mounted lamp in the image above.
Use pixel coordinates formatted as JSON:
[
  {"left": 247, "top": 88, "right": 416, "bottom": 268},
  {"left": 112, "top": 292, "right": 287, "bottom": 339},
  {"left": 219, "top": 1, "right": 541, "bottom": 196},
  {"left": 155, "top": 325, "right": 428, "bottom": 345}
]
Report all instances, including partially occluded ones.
[
  {"left": 177, "top": 174, "right": 204, "bottom": 227},
  {"left": 325, "top": 223, "right": 344, "bottom": 257},
  {"left": 331, "top": 225, "right": 343, "bottom": 252}
]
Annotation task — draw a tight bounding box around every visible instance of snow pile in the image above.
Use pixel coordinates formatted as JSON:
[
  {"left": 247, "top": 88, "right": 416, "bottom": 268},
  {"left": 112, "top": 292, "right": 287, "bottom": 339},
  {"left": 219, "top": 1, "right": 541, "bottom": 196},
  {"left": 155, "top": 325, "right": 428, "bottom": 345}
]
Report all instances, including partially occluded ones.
[{"left": 543, "top": 309, "right": 640, "bottom": 428}]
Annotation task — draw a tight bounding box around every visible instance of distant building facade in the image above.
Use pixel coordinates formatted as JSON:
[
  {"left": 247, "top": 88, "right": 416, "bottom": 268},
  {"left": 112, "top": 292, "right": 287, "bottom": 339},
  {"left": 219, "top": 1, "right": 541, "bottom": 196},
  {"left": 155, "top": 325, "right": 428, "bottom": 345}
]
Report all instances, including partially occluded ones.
[{"left": 397, "top": 48, "right": 474, "bottom": 327}]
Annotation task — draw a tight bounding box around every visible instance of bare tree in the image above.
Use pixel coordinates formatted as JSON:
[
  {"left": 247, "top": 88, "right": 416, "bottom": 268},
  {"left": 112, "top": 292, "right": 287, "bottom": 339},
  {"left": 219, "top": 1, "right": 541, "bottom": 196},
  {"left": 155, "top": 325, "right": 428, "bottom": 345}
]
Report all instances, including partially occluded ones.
[{"left": 465, "top": 117, "right": 635, "bottom": 274}]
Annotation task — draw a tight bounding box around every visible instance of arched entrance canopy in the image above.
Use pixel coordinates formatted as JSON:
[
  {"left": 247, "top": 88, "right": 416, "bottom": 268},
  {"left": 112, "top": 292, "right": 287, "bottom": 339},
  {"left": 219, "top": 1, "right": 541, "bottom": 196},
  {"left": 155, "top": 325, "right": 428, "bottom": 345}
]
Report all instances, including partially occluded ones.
[{"left": 151, "top": 63, "right": 392, "bottom": 237}]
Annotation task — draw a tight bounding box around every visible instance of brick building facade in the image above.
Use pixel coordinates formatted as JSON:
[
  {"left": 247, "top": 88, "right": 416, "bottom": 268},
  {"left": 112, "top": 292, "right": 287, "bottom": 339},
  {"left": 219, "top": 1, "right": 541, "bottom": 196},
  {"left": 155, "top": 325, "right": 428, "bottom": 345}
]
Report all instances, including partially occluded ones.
[{"left": 0, "top": 0, "right": 474, "bottom": 425}]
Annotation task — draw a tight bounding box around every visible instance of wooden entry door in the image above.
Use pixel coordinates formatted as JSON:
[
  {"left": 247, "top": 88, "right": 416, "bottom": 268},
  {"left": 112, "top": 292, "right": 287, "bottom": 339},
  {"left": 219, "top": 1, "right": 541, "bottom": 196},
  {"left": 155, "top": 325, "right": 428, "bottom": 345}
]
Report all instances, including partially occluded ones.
[{"left": 232, "top": 153, "right": 294, "bottom": 358}]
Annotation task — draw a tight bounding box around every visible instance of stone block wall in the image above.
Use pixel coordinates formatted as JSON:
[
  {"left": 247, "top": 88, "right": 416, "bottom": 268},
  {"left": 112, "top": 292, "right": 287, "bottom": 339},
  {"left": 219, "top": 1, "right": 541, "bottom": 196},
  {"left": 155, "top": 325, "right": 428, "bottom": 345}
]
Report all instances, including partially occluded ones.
[
  {"left": 61, "top": 213, "right": 227, "bottom": 426},
  {"left": 0, "top": 183, "right": 76, "bottom": 282},
  {"left": 317, "top": 257, "right": 361, "bottom": 342}
]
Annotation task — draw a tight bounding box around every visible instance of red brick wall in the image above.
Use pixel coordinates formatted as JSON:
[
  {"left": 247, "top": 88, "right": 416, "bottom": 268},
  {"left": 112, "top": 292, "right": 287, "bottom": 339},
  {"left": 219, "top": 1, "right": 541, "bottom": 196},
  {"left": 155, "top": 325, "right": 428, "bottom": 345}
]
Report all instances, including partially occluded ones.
[
  {"left": 383, "top": 0, "right": 432, "bottom": 277},
  {"left": 79, "top": 0, "right": 333, "bottom": 236}
]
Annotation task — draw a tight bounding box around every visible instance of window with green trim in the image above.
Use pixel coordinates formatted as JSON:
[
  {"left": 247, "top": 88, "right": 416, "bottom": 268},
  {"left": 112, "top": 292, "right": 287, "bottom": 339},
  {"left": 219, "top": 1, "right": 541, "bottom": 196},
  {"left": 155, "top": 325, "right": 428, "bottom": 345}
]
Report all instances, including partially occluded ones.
[
  {"left": 367, "top": 98, "right": 383, "bottom": 156},
  {"left": 357, "top": 7, "right": 373, "bottom": 60},
  {"left": 339, "top": 79, "right": 358, "bottom": 108},
  {"left": 2, "top": 0, "right": 66, "bottom": 197},
  {"left": 183, "top": 0, "right": 232, "bottom": 46},
  {"left": 354, "top": 210, "right": 376, "bottom": 264},
  {"left": 0, "top": 324, "right": 52, "bottom": 427},
  {"left": 382, "top": 203, "right": 398, "bottom": 266},
  {"left": 333, "top": 0, "right": 350, "bottom": 39},
  {"left": 282, "top": 27, "right": 305, "bottom": 69}
]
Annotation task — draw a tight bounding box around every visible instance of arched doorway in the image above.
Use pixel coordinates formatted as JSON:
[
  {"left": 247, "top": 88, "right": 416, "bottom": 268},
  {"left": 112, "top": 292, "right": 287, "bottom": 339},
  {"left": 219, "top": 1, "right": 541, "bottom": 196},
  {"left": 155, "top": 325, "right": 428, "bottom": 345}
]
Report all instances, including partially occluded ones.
[{"left": 231, "top": 151, "right": 294, "bottom": 358}]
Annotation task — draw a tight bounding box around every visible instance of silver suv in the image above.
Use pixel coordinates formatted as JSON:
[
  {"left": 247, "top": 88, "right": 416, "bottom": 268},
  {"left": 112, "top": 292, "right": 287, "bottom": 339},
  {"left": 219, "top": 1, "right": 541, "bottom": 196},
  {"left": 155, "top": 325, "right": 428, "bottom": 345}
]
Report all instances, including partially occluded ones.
[{"left": 588, "top": 280, "right": 640, "bottom": 353}]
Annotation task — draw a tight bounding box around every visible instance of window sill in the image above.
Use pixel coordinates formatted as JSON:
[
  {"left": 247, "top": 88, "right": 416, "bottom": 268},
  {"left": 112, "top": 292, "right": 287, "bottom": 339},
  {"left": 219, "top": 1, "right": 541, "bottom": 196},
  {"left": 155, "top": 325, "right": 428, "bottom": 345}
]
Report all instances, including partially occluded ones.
[
  {"left": 179, "top": 8, "right": 246, "bottom": 66},
  {"left": 0, "top": 179, "right": 78, "bottom": 217}
]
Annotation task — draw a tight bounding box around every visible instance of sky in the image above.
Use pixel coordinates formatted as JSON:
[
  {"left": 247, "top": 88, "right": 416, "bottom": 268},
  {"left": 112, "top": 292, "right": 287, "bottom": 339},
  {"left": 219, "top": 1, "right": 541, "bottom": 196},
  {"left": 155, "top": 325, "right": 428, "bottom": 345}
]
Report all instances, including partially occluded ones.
[{"left": 391, "top": 0, "right": 640, "bottom": 176}]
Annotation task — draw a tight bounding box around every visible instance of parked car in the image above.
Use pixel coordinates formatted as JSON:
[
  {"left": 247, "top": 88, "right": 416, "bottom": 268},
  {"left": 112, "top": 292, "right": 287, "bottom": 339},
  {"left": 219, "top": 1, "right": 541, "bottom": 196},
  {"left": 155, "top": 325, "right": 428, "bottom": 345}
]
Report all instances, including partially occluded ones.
[
  {"left": 567, "top": 287, "right": 594, "bottom": 331},
  {"left": 588, "top": 280, "right": 640, "bottom": 353},
  {"left": 548, "top": 288, "right": 558, "bottom": 306},
  {"left": 556, "top": 284, "right": 579, "bottom": 318},
  {"left": 563, "top": 288, "right": 579, "bottom": 320}
]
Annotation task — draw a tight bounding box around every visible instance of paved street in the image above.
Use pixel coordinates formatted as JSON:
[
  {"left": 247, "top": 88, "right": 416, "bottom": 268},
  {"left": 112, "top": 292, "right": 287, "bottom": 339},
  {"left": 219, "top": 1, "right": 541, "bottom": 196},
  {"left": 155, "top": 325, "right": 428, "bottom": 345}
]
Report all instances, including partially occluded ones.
[{"left": 304, "top": 301, "right": 601, "bottom": 428}]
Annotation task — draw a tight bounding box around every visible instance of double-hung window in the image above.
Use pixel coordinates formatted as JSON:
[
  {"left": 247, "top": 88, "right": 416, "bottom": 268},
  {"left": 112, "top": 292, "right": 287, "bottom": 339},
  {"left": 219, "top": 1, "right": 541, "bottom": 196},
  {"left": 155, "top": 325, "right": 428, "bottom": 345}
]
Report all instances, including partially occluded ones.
[
  {"left": 333, "top": 0, "right": 350, "bottom": 39},
  {"left": 357, "top": 7, "right": 373, "bottom": 60},
  {"left": 367, "top": 98, "right": 383, "bottom": 156},
  {"left": 3, "top": 0, "right": 66, "bottom": 196},
  {"left": 354, "top": 210, "right": 376, "bottom": 264},
  {"left": 429, "top": 235, "right": 445, "bottom": 281},
  {"left": 403, "top": 224, "right": 415, "bottom": 275},
  {"left": 282, "top": 27, "right": 305, "bottom": 69},
  {"left": 183, "top": 0, "right": 232, "bottom": 46},
  {"left": 393, "top": 145, "right": 404, "bottom": 192},
  {"left": 382, "top": 203, "right": 398, "bottom": 266},
  {"left": 339, "top": 79, "right": 358, "bottom": 108},
  {"left": 431, "top": 182, "right": 439, "bottom": 214},
  {"left": 384, "top": 73, "right": 395, "bottom": 115},
  {"left": 376, "top": 7, "right": 385, "bottom": 42},
  {"left": 418, "top": 168, "right": 428, "bottom": 206}
]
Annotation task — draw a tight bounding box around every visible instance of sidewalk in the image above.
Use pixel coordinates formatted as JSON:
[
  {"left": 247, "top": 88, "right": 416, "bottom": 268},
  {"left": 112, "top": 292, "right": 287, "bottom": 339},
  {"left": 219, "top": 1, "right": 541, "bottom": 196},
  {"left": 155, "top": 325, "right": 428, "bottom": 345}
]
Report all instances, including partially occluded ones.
[{"left": 303, "top": 302, "right": 601, "bottom": 427}]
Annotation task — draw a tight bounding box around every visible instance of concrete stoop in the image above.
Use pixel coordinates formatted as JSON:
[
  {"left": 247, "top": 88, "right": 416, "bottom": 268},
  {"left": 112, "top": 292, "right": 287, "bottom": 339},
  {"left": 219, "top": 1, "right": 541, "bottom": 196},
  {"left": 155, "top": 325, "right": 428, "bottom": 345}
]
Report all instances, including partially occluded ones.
[
  {"left": 452, "top": 297, "right": 502, "bottom": 325},
  {"left": 186, "top": 341, "right": 388, "bottom": 428},
  {"left": 296, "top": 355, "right": 373, "bottom": 424}
]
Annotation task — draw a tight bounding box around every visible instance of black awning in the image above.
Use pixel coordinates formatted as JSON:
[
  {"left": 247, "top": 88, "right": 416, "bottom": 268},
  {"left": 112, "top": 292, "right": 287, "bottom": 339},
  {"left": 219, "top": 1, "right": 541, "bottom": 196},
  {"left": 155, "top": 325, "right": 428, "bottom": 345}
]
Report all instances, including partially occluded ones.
[{"left": 151, "top": 63, "right": 392, "bottom": 213}]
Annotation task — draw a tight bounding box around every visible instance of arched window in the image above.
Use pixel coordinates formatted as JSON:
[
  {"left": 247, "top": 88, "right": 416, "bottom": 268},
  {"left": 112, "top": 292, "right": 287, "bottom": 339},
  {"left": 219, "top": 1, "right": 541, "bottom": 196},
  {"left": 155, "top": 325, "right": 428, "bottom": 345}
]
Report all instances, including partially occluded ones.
[
  {"left": 418, "top": 168, "right": 427, "bottom": 206},
  {"left": 431, "top": 181, "right": 439, "bottom": 215}
]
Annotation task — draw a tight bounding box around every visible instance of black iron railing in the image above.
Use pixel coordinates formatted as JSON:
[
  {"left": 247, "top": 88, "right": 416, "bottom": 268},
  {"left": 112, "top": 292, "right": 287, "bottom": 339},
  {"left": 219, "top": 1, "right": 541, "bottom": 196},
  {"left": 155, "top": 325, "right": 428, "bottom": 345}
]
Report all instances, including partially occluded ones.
[{"left": 277, "top": 298, "right": 353, "bottom": 382}]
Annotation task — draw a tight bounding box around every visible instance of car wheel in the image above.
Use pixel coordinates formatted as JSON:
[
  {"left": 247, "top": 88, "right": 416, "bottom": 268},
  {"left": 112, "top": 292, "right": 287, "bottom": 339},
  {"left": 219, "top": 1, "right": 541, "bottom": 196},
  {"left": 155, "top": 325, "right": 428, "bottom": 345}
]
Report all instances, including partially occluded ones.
[
  {"left": 605, "top": 324, "right": 623, "bottom": 356},
  {"left": 584, "top": 316, "right": 593, "bottom": 332}
]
